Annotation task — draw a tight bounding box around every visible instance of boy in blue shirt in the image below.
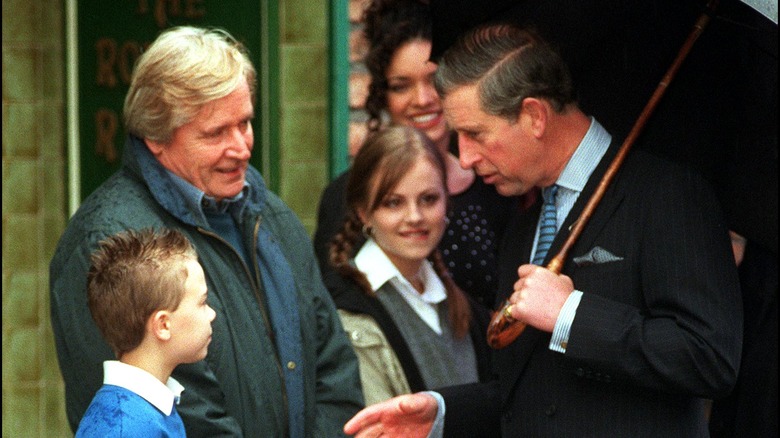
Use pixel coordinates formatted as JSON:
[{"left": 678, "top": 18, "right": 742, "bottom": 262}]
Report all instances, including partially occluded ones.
[{"left": 76, "top": 228, "right": 216, "bottom": 437}]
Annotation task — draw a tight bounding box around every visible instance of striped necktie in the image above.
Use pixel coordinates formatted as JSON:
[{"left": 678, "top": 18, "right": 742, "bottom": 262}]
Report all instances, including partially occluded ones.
[{"left": 533, "top": 185, "right": 559, "bottom": 265}]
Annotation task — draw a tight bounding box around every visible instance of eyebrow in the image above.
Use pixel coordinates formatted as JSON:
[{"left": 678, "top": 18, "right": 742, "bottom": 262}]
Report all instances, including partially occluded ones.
[
  {"left": 452, "top": 123, "right": 480, "bottom": 133},
  {"left": 387, "top": 75, "right": 412, "bottom": 82}
]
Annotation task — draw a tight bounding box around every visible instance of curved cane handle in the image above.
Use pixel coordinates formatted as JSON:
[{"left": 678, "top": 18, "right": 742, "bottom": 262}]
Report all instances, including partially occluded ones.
[
  {"left": 486, "top": 300, "right": 526, "bottom": 349},
  {"left": 486, "top": 257, "right": 563, "bottom": 349}
]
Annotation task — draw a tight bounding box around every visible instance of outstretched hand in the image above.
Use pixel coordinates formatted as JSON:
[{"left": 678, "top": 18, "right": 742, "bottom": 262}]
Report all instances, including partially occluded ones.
[{"left": 343, "top": 392, "right": 438, "bottom": 437}]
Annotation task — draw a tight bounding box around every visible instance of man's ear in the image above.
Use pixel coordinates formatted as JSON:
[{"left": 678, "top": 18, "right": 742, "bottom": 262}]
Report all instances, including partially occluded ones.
[
  {"left": 519, "top": 97, "right": 548, "bottom": 138},
  {"left": 150, "top": 310, "right": 172, "bottom": 341},
  {"left": 145, "top": 139, "right": 166, "bottom": 157}
]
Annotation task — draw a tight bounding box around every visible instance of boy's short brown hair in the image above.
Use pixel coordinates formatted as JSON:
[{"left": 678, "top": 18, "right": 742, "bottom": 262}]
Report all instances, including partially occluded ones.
[{"left": 87, "top": 228, "right": 198, "bottom": 357}]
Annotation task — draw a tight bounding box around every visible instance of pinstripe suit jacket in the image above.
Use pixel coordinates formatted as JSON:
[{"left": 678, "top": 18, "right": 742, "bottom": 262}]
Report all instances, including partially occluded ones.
[{"left": 440, "top": 140, "right": 743, "bottom": 437}]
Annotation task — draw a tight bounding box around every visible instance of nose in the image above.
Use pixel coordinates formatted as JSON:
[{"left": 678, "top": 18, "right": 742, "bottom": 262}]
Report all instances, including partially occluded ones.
[
  {"left": 413, "top": 82, "right": 438, "bottom": 107},
  {"left": 406, "top": 202, "right": 424, "bottom": 223},
  {"left": 226, "top": 125, "right": 253, "bottom": 160},
  {"left": 457, "top": 134, "right": 479, "bottom": 170},
  {"left": 207, "top": 304, "right": 217, "bottom": 323}
]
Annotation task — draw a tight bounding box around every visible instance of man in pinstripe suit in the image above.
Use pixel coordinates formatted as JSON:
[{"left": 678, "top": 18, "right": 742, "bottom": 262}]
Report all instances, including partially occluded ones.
[{"left": 344, "top": 23, "right": 742, "bottom": 438}]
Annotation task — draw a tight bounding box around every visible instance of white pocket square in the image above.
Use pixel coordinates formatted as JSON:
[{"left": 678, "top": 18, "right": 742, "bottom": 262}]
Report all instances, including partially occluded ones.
[{"left": 573, "top": 246, "right": 624, "bottom": 266}]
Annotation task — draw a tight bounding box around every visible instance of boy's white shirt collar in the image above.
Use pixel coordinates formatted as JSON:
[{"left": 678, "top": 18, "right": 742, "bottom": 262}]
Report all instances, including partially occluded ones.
[
  {"left": 102, "top": 360, "right": 185, "bottom": 415},
  {"left": 355, "top": 238, "right": 447, "bottom": 333}
]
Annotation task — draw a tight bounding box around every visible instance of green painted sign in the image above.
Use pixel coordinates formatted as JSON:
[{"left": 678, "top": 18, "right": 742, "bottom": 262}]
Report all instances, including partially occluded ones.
[{"left": 77, "top": 0, "right": 265, "bottom": 200}]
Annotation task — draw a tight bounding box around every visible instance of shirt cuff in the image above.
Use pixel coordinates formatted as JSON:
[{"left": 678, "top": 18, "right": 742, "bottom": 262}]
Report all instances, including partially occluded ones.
[
  {"left": 424, "top": 391, "right": 445, "bottom": 438},
  {"left": 549, "top": 290, "right": 583, "bottom": 353}
]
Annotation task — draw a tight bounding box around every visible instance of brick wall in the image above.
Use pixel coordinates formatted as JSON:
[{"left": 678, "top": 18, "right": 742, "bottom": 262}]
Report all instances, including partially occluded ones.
[{"left": 347, "top": 0, "right": 371, "bottom": 158}]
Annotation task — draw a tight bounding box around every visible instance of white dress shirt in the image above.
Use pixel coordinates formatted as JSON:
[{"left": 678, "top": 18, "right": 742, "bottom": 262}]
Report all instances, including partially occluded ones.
[
  {"left": 102, "top": 360, "right": 184, "bottom": 415},
  {"left": 355, "top": 238, "right": 447, "bottom": 334}
]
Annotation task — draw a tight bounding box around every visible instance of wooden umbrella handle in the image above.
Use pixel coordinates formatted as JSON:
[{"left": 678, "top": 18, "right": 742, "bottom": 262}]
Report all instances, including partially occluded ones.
[{"left": 486, "top": 0, "right": 719, "bottom": 349}]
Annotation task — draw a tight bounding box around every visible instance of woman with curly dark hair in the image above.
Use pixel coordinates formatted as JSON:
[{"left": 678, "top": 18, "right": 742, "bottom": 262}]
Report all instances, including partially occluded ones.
[{"left": 314, "top": 0, "right": 523, "bottom": 309}]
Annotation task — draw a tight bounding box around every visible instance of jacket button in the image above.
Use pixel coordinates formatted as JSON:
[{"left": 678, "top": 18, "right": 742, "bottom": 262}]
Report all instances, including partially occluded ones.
[
  {"left": 287, "top": 361, "right": 296, "bottom": 370},
  {"left": 545, "top": 405, "right": 557, "bottom": 416},
  {"left": 576, "top": 368, "right": 585, "bottom": 377}
]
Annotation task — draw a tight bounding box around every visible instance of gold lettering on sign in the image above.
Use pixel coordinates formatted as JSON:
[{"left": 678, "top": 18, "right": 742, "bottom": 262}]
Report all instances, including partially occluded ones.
[
  {"left": 95, "top": 38, "right": 118, "bottom": 88},
  {"left": 155, "top": 0, "right": 180, "bottom": 28},
  {"left": 118, "top": 41, "right": 142, "bottom": 85},
  {"left": 152, "top": 0, "right": 206, "bottom": 28},
  {"left": 96, "top": 39, "right": 143, "bottom": 87},
  {"left": 95, "top": 109, "right": 119, "bottom": 163}
]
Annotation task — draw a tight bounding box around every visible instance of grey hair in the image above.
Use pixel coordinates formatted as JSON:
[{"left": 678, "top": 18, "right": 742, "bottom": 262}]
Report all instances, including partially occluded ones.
[
  {"left": 123, "top": 26, "right": 257, "bottom": 143},
  {"left": 434, "top": 24, "right": 575, "bottom": 121}
]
